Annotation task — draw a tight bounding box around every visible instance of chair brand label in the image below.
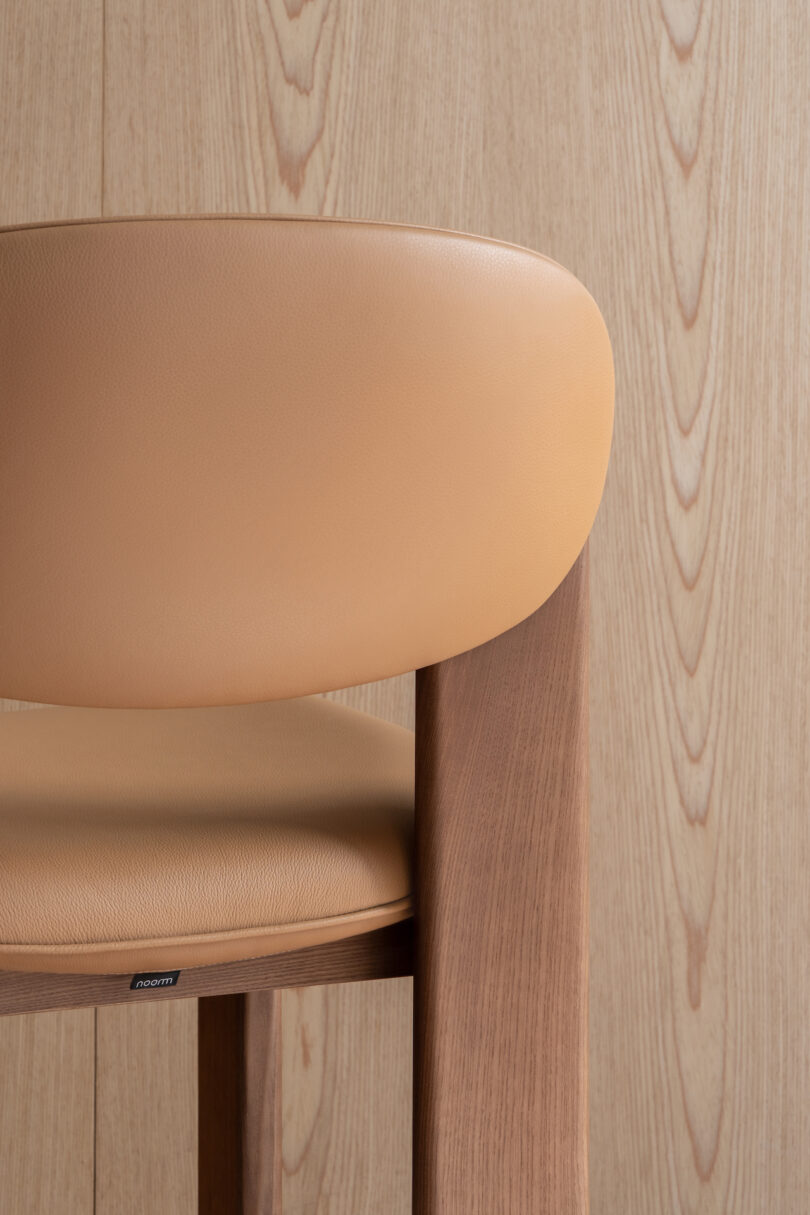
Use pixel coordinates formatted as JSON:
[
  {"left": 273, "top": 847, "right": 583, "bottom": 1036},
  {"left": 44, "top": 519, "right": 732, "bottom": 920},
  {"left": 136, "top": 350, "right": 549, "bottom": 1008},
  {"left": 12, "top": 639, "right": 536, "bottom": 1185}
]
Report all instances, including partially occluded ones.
[{"left": 130, "top": 970, "right": 181, "bottom": 990}]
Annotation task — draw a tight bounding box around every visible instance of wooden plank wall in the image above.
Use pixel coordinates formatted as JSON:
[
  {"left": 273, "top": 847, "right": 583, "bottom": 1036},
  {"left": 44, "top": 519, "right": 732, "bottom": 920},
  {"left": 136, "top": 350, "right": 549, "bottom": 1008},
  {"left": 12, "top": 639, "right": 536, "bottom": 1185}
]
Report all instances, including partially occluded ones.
[
  {"left": 584, "top": 5, "right": 810, "bottom": 1210},
  {"left": 1, "top": 2, "right": 807, "bottom": 1213},
  {"left": 0, "top": 4, "right": 102, "bottom": 1212}
]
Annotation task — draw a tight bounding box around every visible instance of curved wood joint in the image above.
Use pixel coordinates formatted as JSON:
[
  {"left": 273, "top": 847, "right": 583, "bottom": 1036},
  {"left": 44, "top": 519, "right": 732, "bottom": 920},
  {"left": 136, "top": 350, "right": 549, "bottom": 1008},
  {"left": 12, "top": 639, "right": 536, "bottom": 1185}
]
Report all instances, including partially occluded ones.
[{"left": 414, "top": 551, "right": 589, "bottom": 1214}]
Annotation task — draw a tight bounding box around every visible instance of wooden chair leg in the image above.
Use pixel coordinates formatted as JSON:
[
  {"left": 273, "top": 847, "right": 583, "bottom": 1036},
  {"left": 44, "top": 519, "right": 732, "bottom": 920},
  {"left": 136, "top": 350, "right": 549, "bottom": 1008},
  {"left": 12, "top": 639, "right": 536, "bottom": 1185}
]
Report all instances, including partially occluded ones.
[
  {"left": 198, "top": 989, "right": 282, "bottom": 1215},
  {"left": 414, "top": 551, "right": 589, "bottom": 1215}
]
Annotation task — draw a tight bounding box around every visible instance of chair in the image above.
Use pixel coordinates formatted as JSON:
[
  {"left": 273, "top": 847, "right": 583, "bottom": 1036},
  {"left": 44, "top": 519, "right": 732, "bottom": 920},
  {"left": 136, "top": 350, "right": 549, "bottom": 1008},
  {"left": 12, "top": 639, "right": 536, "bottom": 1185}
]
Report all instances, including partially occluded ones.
[{"left": 0, "top": 215, "right": 613, "bottom": 1214}]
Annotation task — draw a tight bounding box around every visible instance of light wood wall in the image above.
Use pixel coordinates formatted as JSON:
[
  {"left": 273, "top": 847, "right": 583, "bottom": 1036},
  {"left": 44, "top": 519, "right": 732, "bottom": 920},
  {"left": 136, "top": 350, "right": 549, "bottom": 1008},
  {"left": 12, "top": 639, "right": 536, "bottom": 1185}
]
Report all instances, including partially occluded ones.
[{"left": 1, "top": 2, "right": 807, "bottom": 1212}]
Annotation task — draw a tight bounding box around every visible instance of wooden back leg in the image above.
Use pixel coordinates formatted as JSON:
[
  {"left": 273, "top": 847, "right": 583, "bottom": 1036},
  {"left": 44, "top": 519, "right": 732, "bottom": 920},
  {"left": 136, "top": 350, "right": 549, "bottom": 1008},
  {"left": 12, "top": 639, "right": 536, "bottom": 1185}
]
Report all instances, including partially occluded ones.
[
  {"left": 414, "top": 552, "right": 589, "bottom": 1214},
  {"left": 198, "top": 990, "right": 282, "bottom": 1214}
]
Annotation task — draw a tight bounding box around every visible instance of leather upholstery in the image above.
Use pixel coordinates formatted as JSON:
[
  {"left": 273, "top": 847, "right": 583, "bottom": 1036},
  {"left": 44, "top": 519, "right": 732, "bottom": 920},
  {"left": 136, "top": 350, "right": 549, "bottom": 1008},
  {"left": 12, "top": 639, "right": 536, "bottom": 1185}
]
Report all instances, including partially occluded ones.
[
  {"left": 0, "top": 697, "right": 413, "bottom": 974},
  {"left": 0, "top": 216, "right": 613, "bottom": 708}
]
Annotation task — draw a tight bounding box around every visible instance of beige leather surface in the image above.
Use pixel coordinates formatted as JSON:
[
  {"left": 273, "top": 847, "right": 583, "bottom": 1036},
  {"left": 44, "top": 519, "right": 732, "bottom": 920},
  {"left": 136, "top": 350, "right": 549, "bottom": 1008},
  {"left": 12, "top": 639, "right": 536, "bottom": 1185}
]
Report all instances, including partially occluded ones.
[
  {"left": 0, "top": 215, "right": 613, "bottom": 707},
  {"left": 0, "top": 696, "right": 413, "bottom": 974}
]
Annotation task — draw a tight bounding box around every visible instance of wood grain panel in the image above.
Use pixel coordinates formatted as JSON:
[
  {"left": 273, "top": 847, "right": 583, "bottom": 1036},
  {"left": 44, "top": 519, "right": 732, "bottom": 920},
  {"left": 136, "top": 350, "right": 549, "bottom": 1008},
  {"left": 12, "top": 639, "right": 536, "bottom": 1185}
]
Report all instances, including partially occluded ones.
[
  {"left": 333, "top": 2, "right": 488, "bottom": 232},
  {"left": 95, "top": 999, "right": 197, "bottom": 1215},
  {"left": 103, "top": 0, "right": 352, "bottom": 216},
  {"left": 0, "top": 1012, "right": 95, "bottom": 1215},
  {"left": 0, "top": 4, "right": 102, "bottom": 1212},
  {"left": 573, "top": 4, "right": 810, "bottom": 1212},
  {"left": 0, "top": 0, "right": 102, "bottom": 228},
  {"left": 281, "top": 977, "right": 413, "bottom": 1214},
  {"left": 582, "top": 4, "right": 809, "bottom": 1210}
]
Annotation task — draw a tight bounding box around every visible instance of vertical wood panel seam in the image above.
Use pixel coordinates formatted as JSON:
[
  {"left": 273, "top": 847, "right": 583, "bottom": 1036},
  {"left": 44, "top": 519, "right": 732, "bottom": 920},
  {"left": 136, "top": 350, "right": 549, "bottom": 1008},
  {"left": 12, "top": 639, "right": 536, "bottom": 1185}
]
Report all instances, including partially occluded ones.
[{"left": 101, "top": 0, "right": 106, "bottom": 217}]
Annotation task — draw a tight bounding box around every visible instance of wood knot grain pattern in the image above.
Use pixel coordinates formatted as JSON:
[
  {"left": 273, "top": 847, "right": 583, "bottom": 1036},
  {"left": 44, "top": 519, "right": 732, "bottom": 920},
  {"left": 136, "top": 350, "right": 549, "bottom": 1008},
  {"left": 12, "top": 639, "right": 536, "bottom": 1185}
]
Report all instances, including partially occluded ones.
[
  {"left": 103, "top": 0, "right": 352, "bottom": 216},
  {"left": 235, "top": 0, "right": 347, "bottom": 205},
  {"left": 650, "top": 0, "right": 738, "bottom": 1202}
]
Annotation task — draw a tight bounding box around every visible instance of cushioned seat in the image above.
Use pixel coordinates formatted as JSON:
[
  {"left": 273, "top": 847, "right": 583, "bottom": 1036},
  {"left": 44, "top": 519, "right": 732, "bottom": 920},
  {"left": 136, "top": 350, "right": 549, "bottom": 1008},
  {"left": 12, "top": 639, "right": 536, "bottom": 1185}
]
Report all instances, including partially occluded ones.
[{"left": 0, "top": 697, "right": 413, "bottom": 975}]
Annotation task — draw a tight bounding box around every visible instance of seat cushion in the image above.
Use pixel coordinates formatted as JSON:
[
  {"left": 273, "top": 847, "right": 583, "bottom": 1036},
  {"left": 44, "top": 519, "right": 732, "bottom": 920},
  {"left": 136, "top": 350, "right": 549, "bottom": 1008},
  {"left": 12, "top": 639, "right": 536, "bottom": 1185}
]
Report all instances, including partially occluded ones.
[{"left": 0, "top": 697, "right": 413, "bottom": 974}]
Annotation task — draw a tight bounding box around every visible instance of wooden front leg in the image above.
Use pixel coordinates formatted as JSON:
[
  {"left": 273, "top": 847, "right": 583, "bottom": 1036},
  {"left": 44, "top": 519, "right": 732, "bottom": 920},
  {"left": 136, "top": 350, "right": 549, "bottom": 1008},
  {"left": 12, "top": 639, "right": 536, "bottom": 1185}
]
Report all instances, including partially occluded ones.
[
  {"left": 414, "top": 551, "right": 589, "bottom": 1214},
  {"left": 198, "top": 990, "right": 282, "bottom": 1214}
]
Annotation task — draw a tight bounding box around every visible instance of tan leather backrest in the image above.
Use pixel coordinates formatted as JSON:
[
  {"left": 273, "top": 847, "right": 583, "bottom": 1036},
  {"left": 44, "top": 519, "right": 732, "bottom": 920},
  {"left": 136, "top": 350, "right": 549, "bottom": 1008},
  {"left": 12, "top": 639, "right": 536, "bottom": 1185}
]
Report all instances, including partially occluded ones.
[{"left": 0, "top": 216, "right": 613, "bottom": 707}]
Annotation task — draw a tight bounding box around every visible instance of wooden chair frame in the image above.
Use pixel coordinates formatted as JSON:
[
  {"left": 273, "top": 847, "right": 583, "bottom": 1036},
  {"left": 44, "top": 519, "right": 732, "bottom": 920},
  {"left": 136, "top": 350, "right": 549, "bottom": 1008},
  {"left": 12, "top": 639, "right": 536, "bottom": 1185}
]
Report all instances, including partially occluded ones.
[{"left": 0, "top": 552, "right": 588, "bottom": 1215}]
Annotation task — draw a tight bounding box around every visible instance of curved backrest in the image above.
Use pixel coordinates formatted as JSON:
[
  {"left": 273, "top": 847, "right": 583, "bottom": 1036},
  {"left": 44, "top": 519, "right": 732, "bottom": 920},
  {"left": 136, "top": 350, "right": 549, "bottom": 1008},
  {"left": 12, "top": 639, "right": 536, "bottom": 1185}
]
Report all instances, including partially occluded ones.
[{"left": 0, "top": 216, "right": 613, "bottom": 707}]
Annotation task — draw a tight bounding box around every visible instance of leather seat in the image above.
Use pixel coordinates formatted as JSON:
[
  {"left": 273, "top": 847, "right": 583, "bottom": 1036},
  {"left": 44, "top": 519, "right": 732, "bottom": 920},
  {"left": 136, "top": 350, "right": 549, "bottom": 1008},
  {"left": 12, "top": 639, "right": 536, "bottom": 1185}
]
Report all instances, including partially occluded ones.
[
  {"left": 0, "top": 697, "right": 413, "bottom": 975},
  {"left": 0, "top": 215, "right": 612, "bottom": 992}
]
